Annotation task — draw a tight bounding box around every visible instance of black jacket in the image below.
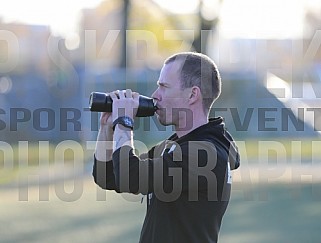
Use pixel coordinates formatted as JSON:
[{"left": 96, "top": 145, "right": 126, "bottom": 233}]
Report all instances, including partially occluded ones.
[{"left": 93, "top": 117, "right": 240, "bottom": 243}]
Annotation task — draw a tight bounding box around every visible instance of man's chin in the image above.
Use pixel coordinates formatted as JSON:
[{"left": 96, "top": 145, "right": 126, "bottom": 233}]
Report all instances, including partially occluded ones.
[{"left": 156, "top": 114, "right": 170, "bottom": 126}]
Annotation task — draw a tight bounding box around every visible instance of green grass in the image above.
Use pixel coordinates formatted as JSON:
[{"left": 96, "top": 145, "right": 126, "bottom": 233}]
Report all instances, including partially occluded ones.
[
  {"left": 0, "top": 142, "right": 87, "bottom": 166},
  {"left": 220, "top": 183, "right": 321, "bottom": 243},
  {"left": 1, "top": 140, "right": 320, "bottom": 242},
  {"left": 0, "top": 142, "right": 91, "bottom": 185},
  {"left": 1, "top": 177, "right": 320, "bottom": 243},
  {"left": 236, "top": 139, "right": 321, "bottom": 163}
]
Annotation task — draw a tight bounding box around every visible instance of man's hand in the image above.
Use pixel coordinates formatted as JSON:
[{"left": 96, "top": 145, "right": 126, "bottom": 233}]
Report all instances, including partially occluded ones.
[
  {"left": 109, "top": 89, "right": 140, "bottom": 122},
  {"left": 95, "top": 110, "right": 113, "bottom": 162},
  {"left": 100, "top": 110, "right": 113, "bottom": 130},
  {"left": 95, "top": 89, "right": 139, "bottom": 159},
  {"left": 109, "top": 89, "right": 139, "bottom": 151}
]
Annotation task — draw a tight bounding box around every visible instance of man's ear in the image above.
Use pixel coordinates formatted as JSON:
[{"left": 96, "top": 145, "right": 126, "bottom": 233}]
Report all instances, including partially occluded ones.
[{"left": 189, "top": 86, "right": 201, "bottom": 105}]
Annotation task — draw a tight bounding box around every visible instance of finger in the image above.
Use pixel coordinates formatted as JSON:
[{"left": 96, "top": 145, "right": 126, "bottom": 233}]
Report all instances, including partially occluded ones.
[
  {"left": 132, "top": 92, "right": 139, "bottom": 99},
  {"left": 109, "top": 91, "right": 117, "bottom": 100},
  {"left": 126, "top": 89, "right": 132, "bottom": 98},
  {"left": 118, "top": 90, "right": 126, "bottom": 99},
  {"left": 115, "top": 90, "right": 121, "bottom": 98}
]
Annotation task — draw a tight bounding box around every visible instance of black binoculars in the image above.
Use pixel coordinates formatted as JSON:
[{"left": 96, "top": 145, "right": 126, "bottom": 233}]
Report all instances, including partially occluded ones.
[{"left": 89, "top": 92, "right": 157, "bottom": 117}]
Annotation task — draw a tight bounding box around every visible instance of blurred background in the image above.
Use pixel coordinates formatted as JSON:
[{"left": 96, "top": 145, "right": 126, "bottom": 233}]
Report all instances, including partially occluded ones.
[{"left": 0, "top": 0, "right": 321, "bottom": 242}]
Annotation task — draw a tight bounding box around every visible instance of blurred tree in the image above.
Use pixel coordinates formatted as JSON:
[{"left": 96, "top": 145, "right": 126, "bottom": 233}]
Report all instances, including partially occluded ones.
[
  {"left": 121, "top": 0, "right": 196, "bottom": 67},
  {"left": 192, "top": 0, "right": 223, "bottom": 53},
  {"left": 117, "top": 0, "right": 224, "bottom": 68},
  {"left": 305, "top": 7, "right": 321, "bottom": 39},
  {"left": 81, "top": 0, "right": 224, "bottom": 68},
  {"left": 150, "top": 0, "right": 224, "bottom": 53},
  {"left": 303, "top": 5, "right": 321, "bottom": 64},
  {"left": 120, "top": 0, "right": 130, "bottom": 68}
]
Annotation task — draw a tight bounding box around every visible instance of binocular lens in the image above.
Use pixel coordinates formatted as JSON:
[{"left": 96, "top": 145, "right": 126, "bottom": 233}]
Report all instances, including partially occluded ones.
[{"left": 89, "top": 92, "right": 156, "bottom": 117}]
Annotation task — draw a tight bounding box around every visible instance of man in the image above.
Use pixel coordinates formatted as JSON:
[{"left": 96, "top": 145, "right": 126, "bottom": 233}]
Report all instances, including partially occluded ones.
[{"left": 93, "top": 52, "right": 240, "bottom": 243}]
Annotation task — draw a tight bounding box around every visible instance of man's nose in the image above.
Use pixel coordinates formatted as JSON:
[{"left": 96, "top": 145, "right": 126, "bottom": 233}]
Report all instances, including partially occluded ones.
[{"left": 151, "top": 89, "right": 160, "bottom": 101}]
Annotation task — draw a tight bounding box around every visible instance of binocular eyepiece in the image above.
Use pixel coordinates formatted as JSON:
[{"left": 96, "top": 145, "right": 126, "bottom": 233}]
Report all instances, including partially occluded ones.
[{"left": 89, "top": 92, "right": 157, "bottom": 117}]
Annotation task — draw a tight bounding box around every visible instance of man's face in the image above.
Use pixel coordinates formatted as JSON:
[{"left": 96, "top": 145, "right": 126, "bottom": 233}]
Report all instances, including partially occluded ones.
[{"left": 152, "top": 61, "right": 191, "bottom": 126}]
